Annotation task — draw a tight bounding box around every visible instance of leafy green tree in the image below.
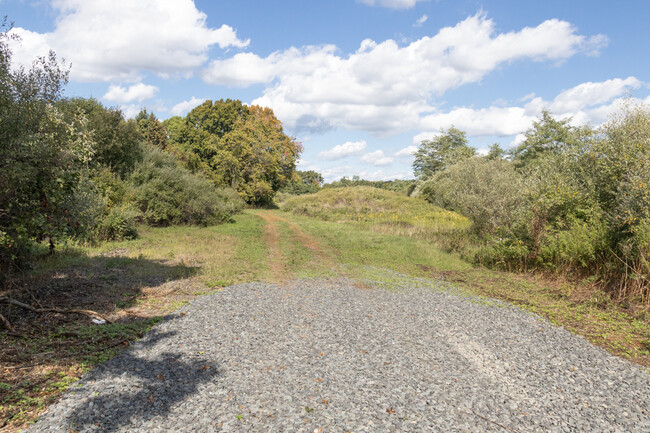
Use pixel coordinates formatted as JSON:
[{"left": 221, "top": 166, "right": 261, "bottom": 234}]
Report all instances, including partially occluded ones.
[
  {"left": 512, "top": 110, "right": 589, "bottom": 168},
  {"left": 61, "top": 98, "right": 142, "bottom": 177},
  {"left": 413, "top": 127, "right": 475, "bottom": 179},
  {"left": 136, "top": 109, "right": 169, "bottom": 150},
  {"left": 0, "top": 23, "right": 93, "bottom": 264},
  {"left": 281, "top": 170, "right": 324, "bottom": 195},
  {"left": 485, "top": 143, "right": 506, "bottom": 160},
  {"left": 162, "top": 116, "right": 185, "bottom": 144},
  {"left": 172, "top": 100, "right": 302, "bottom": 204}
]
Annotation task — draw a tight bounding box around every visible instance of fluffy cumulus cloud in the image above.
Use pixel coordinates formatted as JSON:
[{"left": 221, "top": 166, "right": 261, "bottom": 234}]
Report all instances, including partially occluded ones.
[
  {"left": 361, "top": 150, "right": 394, "bottom": 166},
  {"left": 203, "top": 14, "right": 607, "bottom": 135},
  {"left": 411, "top": 76, "right": 645, "bottom": 145},
  {"left": 318, "top": 140, "right": 367, "bottom": 160},
  {"left": 171, "top": 96, "right": 206, "bottom": 116},
  {"left": 8, "top": 0, "right": 249, "bottom": 82},
  {"left": 103, "top": 83, "right": 159, "bottom": 103},
  {"left": 359, "top": 0, "right": 429, "bottom": 9}
]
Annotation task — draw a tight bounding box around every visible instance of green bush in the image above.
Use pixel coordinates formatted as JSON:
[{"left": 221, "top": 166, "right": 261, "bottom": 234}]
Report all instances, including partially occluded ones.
[
  {"left": 421, "top": 158, "right": 524, "bottom": 236},
  {"left": 129, "top": 146, "right": 244, "bottom": 226},
  {"left": 95, "top": 204, "right": 139, "bottom": 241}
]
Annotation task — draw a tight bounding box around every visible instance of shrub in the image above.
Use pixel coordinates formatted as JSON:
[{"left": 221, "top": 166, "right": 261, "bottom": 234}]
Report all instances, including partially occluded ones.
[
  {"left": 129, "top": 146, "right": 244, "bottom": 226},
  {"left": 420, "top": 158, "right": 524, "bottom": 236},
  {"left": 95, "top": 204, "right": 139, "bottom": 241}
]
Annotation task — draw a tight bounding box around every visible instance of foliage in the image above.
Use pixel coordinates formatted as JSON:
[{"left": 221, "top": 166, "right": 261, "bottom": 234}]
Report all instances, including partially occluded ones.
[
  {"left": 281, "top": 170, "right": 324, "bottom": 195},
  {"left": 413, "top": 127, "right": 475, "bottom": 179},
  {"left": 129, "top": 146, "right": 244, "bottom": 226},
  {"left": 61, "top": 98, "right": 142, "bottom": 177},
  {"left": 168, "top": 100, "right": 302, "bottom": 204},
  {"left": 323, "top": 176, "right": 416, "bottom": 195},
  {"left": 136, "top": 109, "right": 168, "bottom": 150},
  {"left": 421, "top": 158, "right": 524, "bottom": 235},
  {"left": 0, "top": 25, "right": 93, "bottom": 265},
  {"left": 419, "top": 104, "right": 650, "bottom": 303},
  {"left": 485, "top": 143, "right": 507, "bottom": 160},
  {"left": 512, "top": 110, "right": 589, "bottom": 168}
]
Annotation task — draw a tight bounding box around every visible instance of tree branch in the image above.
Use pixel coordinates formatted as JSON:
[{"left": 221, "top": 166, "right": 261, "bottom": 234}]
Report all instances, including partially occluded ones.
[{"left": 0, "top": 297, "right": 113, "bottom": 324}]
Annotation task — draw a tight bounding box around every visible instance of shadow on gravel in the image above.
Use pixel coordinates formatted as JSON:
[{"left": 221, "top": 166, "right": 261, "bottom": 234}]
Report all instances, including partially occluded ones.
[{"left": 63, "top": 325, "right": 220, "bottom": 432}]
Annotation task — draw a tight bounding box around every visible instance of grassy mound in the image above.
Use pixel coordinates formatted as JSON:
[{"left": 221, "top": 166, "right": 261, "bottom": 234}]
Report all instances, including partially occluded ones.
[{"left": 280, "top": 186, "right": 471, "bottom": 237}]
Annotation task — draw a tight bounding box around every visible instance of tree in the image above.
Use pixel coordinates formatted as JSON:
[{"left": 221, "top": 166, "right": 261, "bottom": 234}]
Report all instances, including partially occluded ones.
[
  {"left": 485, "top": 143, "right": 506, "bottom": 160},
  {"left": 281, "top": 170, "right": 324, "bottom": 195},
  {"left": 413, "top": 127, "right": 475, "bottom": 179},
  {"left": 513, "top": 110, "right": 588, "bottom": 168},
  {"left": 136, "top": 109, "right": 168, "bottom": 150},
  {"left": 61, "top": 98, "right": 142, "bottom": 177},
  {"left": 0, "top": 22, "right": 93, "bottom": 265},
  {"left": 173, "top": 101, "right": 302, "bottom": 204}
]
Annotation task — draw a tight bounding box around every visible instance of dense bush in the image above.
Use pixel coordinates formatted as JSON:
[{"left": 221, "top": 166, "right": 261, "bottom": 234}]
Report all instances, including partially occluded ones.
[
  {"left": 129, "top": 146, "right": 244, "bottom": 226},
  {"left": 418, "top": 103, "right": 650, "bottom": 303},
  {"left": 421, "top": 158, "right": 524, "bottom": 235}
]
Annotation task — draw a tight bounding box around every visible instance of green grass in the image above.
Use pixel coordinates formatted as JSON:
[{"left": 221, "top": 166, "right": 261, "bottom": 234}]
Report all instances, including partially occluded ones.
[
  {"left": 36, "top": 212, "right": 269, "bottom": 288},
  {"left": 280, "top": 211, "right": 471, "bottom": 276},
  {"left": 281, "top": 186, "right": 471, "bottom": 236}
]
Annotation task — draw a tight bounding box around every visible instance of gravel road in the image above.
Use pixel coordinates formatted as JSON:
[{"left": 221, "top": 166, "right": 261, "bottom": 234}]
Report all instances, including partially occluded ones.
[{"left": 27, "top": 277, "right": 650, "bottom": 432}]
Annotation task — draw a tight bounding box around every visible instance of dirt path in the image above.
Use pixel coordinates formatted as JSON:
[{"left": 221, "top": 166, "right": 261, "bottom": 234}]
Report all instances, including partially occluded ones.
[{"left": 256, "top": 211, "right": 335, "bottom": 282}]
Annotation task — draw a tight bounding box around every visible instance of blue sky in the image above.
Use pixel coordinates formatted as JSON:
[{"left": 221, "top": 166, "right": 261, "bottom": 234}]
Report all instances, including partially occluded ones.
[{"left": 4, "top": 0, "right": 649, "bottom": 181}]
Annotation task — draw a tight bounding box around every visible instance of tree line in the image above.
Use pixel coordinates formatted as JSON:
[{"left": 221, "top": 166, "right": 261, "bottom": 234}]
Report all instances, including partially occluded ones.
[{"left": 0, "top": 24, "right": 301, "bottom": 271}]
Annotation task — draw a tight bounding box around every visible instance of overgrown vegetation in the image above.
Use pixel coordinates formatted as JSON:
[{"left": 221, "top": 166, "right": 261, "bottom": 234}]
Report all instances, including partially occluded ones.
[
  {"left": 417, "top": 105, "right": 650, "bottom": 305},
  {"left": 0, "top": 24, "right": 300, "bottom": 276}
]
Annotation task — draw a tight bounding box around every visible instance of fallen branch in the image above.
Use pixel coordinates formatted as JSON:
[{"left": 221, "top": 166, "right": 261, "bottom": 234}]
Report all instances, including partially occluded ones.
[
  {"left": 0, "top": 297, "right": 113, "bottom": 324},
  {"left": 0, "top": 312, "right": 18, "bottom": 334}
]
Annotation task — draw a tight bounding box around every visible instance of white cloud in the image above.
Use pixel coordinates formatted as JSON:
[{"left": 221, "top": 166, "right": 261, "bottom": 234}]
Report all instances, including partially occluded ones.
[
  {"left": 550, "top": 77, "right": 641, "bottom": 113},
  {"left": 414, "top": 14, "right": 428, "bottom": 27},
  {"left": 395, "top": 145, "right": 418, "bottom": 157},
  {"left": 318, "top": 140, "right": 367, "bottom": 160},
  {"left": 203, "top": 14, "right": 607, "bottom": 135},
  {"left": 419, "top": 106, "right": 535, "bottom": 136},
  {"left": 8, "top": 0, "right": 249, "bottom": 82},
  {"left": 171, "top": 96, "right": 206, "bottom": 116},
  {"left": 361, "top": 150, "right": 394, "bottom": 166},
  {"left": 509, "top": 133, "right": 527, "bottom": 148},
  {"left": 359, "top": 0, "right": 429, "bottom": 9},
  {"left": 103, "top": 83, "right": 159, "bottom": 103},
  {"left": 410, "top": 77, "right": 646, "bottom": 144}
]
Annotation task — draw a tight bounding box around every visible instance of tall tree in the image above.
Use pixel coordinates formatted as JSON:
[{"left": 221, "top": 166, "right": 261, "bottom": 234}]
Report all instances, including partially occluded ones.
[
  {"left": 413, "top": 127, "right": 475, "bottom": 179},
  {"left": 513, "top": 110, "right": 587, "bottom": 168},
  {"left": 173, "top": 101, "right": 302, "bottom": 204},
  {"left": 0, "top": 22, "right": 93, "bottom": 264}
]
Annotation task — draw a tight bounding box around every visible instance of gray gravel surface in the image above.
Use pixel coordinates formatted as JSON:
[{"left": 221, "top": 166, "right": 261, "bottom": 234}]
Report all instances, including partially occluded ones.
[{"left": 28, "top": 277, "right": 650, "bottom": 432}]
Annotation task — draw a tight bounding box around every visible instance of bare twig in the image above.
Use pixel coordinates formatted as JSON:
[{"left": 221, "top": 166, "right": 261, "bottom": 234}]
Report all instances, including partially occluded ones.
[{"left": 0, "top": 297, "right": 113, "bottom": 323}]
